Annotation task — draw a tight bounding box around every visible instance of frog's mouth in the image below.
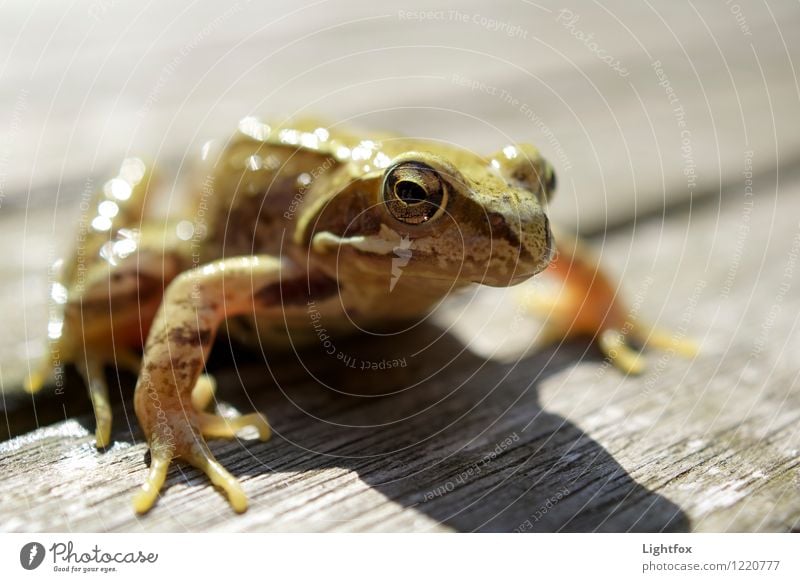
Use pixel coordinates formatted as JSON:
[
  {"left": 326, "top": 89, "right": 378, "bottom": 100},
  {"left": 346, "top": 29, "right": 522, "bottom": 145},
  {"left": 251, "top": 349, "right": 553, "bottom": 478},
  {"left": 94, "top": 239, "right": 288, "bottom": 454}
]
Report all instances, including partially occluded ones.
[
  {"left": 310, "top": 217, "right": 554, "bottom": 288},
  {"left": 528, "top": 220, "right": 556, "bottom": 276},
  {"left": 381, "top": 225, "right": 553, "bottom": 287}
]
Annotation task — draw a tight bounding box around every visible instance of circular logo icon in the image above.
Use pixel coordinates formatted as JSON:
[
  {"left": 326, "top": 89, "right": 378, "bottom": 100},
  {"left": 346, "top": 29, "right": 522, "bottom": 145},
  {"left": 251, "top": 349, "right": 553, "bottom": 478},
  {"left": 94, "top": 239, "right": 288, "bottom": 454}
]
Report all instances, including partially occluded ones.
[{"left": 20, "top": 542, "right": 46, "bottom": 570}]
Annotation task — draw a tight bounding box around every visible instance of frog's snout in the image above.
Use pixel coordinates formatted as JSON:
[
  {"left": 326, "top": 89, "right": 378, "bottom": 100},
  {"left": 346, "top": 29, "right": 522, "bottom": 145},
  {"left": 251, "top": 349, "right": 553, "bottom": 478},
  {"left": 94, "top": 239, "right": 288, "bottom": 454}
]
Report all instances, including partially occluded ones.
[{"left": 484, "top": 200, "right": 554, "bottom": 286}]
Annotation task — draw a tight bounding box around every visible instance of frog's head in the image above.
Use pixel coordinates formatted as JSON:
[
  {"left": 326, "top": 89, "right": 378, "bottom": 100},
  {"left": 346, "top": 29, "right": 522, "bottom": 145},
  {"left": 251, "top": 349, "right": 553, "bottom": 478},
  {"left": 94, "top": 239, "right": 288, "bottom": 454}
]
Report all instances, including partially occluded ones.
[{"left": 299, "top": 141, "right": 556, "bottom": 289}]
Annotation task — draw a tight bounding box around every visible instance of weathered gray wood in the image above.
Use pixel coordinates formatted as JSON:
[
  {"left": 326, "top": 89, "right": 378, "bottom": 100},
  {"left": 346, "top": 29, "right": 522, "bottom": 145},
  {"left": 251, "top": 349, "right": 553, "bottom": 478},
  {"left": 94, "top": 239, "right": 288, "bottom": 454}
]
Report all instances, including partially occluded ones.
[{"left": 2, "top": 164, "right": 800, "bottom": 532}]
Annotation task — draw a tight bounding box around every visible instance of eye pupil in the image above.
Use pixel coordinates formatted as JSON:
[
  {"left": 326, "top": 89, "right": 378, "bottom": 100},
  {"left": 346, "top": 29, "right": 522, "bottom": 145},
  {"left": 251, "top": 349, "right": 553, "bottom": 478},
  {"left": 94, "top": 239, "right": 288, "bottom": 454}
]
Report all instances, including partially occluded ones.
[
  {"left": 395, "top": 180, "right": 427, "bottom": 203},
  {"left": 383, "top": 161, "right": 446, "bottom": 225}
]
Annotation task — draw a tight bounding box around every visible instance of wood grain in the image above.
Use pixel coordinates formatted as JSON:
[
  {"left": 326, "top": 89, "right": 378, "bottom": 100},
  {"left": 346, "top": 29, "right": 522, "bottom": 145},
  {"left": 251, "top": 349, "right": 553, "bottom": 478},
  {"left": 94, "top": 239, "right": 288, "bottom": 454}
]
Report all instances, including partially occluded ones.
[{"left": 3, "top": 164, "right": 800, "bottom": 532}]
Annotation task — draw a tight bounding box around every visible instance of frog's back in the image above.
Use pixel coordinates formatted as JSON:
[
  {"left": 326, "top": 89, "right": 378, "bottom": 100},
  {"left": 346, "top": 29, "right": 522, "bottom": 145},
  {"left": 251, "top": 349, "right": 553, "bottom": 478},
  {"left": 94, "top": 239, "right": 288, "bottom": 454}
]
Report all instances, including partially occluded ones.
[{"left": 197, "top": 118, "right": 379, "bottom": 261}]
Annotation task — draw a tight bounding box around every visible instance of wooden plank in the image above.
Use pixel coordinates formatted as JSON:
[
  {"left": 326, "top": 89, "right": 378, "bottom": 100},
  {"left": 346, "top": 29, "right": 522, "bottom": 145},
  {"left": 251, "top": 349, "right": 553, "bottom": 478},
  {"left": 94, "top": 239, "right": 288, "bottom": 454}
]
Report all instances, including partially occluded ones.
[{"left": 2, "top": 161, "right": 799, "bottom": 532}]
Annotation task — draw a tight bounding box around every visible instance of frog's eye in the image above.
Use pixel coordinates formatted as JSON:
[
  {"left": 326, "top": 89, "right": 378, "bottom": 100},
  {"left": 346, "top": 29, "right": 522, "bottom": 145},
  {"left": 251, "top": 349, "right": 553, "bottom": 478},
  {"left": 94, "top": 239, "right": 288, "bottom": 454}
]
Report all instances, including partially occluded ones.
[{"left": 382, "top": 162, "right": 447, "bottom": 225}]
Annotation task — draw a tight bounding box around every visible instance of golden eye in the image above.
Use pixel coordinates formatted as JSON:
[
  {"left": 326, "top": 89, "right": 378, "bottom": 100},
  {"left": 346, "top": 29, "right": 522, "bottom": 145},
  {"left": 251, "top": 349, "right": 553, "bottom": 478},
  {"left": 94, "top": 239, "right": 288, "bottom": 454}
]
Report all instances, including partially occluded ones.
[{"left": 382, "top": 162, "right": 446, "bottom": 225}]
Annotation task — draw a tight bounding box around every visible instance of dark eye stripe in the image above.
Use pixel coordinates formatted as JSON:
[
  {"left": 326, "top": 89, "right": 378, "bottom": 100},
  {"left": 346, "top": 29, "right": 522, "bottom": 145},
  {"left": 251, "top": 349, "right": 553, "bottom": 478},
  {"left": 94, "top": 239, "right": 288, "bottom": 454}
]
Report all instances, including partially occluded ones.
[{"left": 545, "top": 164, "right": 556, "bottom": 194}]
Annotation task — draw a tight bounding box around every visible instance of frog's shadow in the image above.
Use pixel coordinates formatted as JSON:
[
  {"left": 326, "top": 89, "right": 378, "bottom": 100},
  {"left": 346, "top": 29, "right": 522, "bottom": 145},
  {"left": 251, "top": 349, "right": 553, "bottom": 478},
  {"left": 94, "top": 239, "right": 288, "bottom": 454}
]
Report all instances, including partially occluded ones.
[
  {"left": 47, "top": 321, "right": 688, "bottom": 531},
  {"left": 189, "top": 322, "right": 689, "bottom": 532}
]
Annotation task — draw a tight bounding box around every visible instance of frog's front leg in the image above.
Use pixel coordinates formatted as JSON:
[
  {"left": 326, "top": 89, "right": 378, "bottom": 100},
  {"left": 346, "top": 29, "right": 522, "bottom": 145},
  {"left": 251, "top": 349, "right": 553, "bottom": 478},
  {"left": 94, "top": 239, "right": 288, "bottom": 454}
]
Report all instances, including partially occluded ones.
[
  {"left": 131, "top": 255, "right": 311, "bottom": 514},
  {"left": 525, "top": 229, "right": 697, "bottom": 374}
]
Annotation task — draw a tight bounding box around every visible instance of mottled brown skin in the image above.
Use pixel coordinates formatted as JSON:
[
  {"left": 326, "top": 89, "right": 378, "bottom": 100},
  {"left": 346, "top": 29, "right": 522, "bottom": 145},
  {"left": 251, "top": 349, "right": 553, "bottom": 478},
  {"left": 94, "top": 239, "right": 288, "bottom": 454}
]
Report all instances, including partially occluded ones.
[{"left": 28, "top": 118, "right": 690, "bottom": 513}]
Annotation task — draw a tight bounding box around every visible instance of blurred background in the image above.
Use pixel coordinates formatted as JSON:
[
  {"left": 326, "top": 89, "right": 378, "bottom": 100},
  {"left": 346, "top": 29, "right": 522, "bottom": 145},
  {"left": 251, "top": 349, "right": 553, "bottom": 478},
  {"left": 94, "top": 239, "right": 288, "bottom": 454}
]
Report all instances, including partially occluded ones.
[
  {"left": 3, "top": 0, "right": 799, "bottom": 382},
  {"left": 2, "top": 1, "right": 800, "bottom": 532}
]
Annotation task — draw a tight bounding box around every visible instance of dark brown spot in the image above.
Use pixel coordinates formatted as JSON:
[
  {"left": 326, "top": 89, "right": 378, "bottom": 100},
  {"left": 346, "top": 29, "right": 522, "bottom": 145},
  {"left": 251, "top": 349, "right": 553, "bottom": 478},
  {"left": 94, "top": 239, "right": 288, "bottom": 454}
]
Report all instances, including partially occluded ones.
[
  {"left": 255, "top": 272, "right": 339, "bottom": 307},
  {"left": 79, "top": 273, "right": 164, "bottom": 315},
  {"left": 301, "top": 188, "right": 383, "bottom": 246},
  {"left": 487, "top": 212, "right": 533, "bottom": 262},
  {"left": 168, "top": 326, "right": 213, "bottom": 347}
]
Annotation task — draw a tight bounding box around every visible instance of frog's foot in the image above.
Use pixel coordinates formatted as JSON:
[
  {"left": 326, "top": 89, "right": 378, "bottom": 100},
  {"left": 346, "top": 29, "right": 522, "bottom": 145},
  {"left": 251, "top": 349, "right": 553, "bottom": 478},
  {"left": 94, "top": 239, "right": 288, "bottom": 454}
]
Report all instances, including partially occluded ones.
[
  {"left": 74, "top": 351, "right": 141, "bottom": 448},
  {"left": 75, "top": 359, "right": 114, "bottom": 448},
  {"left": 525, "top": 232, "right": 697, "bottom": 375},
  {"left": 131, "top": 408, "right": 270, "bottom": 515},
  {"left": 131, "top": 430, "right": 249, "bottom": 515},
  {"left": 26, "top": 347, "right": 139, "bottom": 448}
]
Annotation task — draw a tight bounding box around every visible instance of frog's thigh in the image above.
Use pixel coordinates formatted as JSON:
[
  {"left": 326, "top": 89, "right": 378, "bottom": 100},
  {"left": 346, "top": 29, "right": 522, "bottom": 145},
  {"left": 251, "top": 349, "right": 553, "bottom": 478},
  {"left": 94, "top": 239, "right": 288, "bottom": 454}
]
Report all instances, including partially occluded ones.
[
  {"left": 27, "top": 162, "right": 166, "bottom": 447},
  {"left": 131, "top": 255, "right": 328, "bottom": 513},
  {"left": 54, "top": 236, "right": 183, "bottom": 448}
]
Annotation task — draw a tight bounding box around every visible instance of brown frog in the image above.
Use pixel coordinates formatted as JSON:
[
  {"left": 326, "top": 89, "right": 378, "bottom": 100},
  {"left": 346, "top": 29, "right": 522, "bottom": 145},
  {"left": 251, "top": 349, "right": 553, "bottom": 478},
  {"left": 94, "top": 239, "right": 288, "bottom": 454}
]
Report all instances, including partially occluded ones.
[{"left": 26, "top": 118, "right": 694, "bottom": 513}]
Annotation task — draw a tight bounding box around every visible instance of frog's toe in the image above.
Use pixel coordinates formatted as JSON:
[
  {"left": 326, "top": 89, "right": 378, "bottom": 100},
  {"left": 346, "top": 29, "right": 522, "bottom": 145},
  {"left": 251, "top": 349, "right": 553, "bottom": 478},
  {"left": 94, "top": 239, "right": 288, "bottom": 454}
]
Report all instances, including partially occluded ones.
[
  {"left": 535, "top": 317, "right": 648, "bottom": 375},
  {"left": 132, "top": 413, "right": 261, "bottom": 513},
  {"left": 183, "top": 439, "right": 248, "bottom": 513},
  {"left": 191, "top": 373, "right": 217, "bottom": 412},
  {"left": 76, "top": 359, "right": 113, "bottom": 448},
  {"left": 199, "top": 411, "right": 271, "bottom": 441},
  {"left": 634, "top": 325, "right": 699, "bottom": 358},
  {"left": 135, "top": 435, "right": 250, "bottom": 514},
  {"left": 23, "top": 361, "right": 50, "bottom": 394},
  {"left": 192, "top": 375, "right": 271, "bottom": 439},
  {"left": 132, "top": 449, "right": 172, "bottom": 514},
  {"left": 598, "top": 329, "right": 646, "bottom": 375}
]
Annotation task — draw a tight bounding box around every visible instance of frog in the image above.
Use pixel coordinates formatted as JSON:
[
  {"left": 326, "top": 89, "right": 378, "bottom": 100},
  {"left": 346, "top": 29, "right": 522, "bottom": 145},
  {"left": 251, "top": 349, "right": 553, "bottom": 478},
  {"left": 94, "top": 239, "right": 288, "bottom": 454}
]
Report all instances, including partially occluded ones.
[{"left": 25, "top": 117, "right": 695, "bottom": 514}]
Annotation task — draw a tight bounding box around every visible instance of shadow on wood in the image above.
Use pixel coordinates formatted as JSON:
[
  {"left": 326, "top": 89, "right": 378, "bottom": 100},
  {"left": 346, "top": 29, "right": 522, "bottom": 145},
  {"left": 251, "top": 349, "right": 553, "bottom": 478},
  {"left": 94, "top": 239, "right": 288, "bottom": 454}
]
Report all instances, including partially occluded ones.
[
  {"left": 7, "top": 321, "right": 688, "bottom": 532},
  {"left": 207, "top": 323, "right": 688, "bottom": 532}
]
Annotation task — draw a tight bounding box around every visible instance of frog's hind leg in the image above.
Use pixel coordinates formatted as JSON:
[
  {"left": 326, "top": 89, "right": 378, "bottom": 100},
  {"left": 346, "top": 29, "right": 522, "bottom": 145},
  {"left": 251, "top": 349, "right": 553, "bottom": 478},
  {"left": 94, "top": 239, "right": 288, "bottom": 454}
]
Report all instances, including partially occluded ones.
[
  {"left": 132, "top": 255, "right": 324, "bottom": 513},
  {"left": 523, "top": 229, "right": 697, "bottom": 374},
  {"left": 27, "top": 158, "right": 189, "bottom": 448},
  {"left": 26, "top": 158, "right": 155, "bottom": 390}
]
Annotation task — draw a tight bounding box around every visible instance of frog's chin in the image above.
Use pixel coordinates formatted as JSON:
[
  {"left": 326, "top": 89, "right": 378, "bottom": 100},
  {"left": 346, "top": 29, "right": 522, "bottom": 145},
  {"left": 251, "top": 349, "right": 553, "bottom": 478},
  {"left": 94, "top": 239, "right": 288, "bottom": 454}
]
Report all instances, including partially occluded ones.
[
  {"left": 506, "top": 272, "right": 541, "bottom": 286},
  {"left": 385, "top": 263, "right": 548, "bottom": 288},
  {"left": 473, "top": 271, "right": 540, "bottom": 288},
  {"left": 480, "top": 251, "right": 555, "bottom": 287}
]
